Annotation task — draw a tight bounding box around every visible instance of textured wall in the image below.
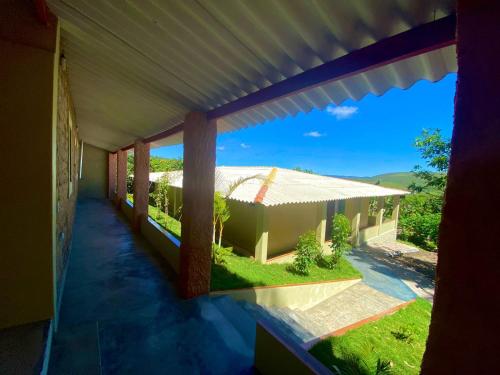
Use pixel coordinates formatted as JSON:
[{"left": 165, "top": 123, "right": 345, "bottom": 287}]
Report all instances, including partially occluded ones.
[
  {"left": 55, "top": 62, "right": 80, "bottom": 296},
  {"left": 79, "top": 143, "right": 108, "bottom": 198}
]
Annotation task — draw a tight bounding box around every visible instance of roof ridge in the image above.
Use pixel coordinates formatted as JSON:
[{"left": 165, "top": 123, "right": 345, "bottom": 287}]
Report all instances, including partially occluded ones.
[{"left": 254, "top": 167, "right": 278, "bottom": 204}]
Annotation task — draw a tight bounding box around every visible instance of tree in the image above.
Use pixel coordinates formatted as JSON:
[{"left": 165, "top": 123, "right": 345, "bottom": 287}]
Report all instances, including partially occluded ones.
[
  {"left": 408, "top": 129, "right": 451, "bottom": 193},
  {"left": 213, "top": 192, "right": 230, "bottom": 247},
  {"left": 293, "top": 166, "right": 314, "bottom": 174},
  {"left": 328, "top": 213, "right": 352, "bottom": 268},
  {"left": 153, "top": 174, "right": 170, "bottom": 219}
]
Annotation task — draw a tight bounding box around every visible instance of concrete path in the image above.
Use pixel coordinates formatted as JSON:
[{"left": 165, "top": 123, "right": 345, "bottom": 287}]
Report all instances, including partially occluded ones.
[
  {"left": 49, "top": 199, "right": 256, "bottom": 375},
  {"left": 350, "top": 246, "right": 435, "bottom": 301},
  {"left": 347, "top": 248, "right": 418, "bottom": 301}
]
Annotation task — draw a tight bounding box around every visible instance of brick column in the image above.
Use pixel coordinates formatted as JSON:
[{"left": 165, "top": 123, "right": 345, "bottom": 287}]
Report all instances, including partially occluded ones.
[
  {"left": 422, "top": 1, "right": 500, "bottom": 373},
  {"left": 108, "top": 152, "right": 117, "bottom": 200},
  {"left": 255, "top": 204, "right": 269, "bottom": 263},
  {"left": 116, "top": 149, "right": 127, "bottom": 207},
  {"left": 132, "top": 140, "right": 150, "bottom": 231},
  {"left": 179, "top": 112, "right": 216, "bottom": 298}
]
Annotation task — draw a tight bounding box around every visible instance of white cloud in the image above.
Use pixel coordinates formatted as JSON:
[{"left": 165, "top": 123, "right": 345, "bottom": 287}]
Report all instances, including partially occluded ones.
[
  {"left": 326, "top": 105, "right": 358, "bottom": 120},
  {"left": 303, "top": 131, "right": 324, "bottom": 138},
  {"left": 240, "top": 143, "right": 251, "bottom": 149},
  {"left": 217, "top": 146, "right": 225, "bottom": 151}
]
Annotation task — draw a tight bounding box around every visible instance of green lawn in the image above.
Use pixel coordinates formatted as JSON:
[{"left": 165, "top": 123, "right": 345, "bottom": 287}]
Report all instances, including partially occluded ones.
[
  {"left": 211, "top": 254, "right": 361, "bottom": 291},
  {"left": 127, "top": 195, "right": 181, "bottom": 238},
  {"left": 309, "top": 298, "right": 432, "bottom": 375},
  {"left": 148, "top": 204, "right": 182, "bottom": 238}
]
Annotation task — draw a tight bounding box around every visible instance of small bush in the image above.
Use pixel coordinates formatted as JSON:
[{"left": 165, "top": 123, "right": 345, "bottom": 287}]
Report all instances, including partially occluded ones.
[
  {"left": 292, "top": 231, "right": 322, "bottom": 275},
  {"left": 399, "top": 212, "right": 440, "bottom": 251},
  {"left": 328, "top": 214, "right": 352, "bottom": 268},
  {"left": 212, "top": 244, "right": 233, "bottom": 265}
]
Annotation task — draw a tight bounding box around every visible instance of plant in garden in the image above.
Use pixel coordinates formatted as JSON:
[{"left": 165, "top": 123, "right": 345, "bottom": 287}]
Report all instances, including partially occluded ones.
[
  {"left": 212, "top": 244, "right": 233, "bottom": 265},
  {"left": 153, "top": 174, "right": 170, "bottom": 218},
  {"left": 292, "top": 231, "right": 322, "bottom": 275},
  {"left": 328, "top": 214, "right": 352, "bottom": 268},
  {"left": 213, "top": 192, "right": 230, "bottom": 248}
]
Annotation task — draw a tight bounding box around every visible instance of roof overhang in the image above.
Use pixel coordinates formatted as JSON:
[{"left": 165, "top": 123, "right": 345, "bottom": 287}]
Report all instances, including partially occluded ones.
[{"left": 48, "top": 0, "right": 456, "bottom": 151}]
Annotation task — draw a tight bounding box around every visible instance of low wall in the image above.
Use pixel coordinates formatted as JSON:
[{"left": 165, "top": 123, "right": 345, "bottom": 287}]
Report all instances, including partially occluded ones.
[
  {"left": 211, "top": 278, "right": 361, "bottom": 310},
  {"left": 359, "top": 219, "right": 397, "bottom": 244},
  {"left": 140, "top": 217, "right": 180, "bottom": 273},
  {"left": 255, "top": 320, "right": 330, "bottom": 375},
  {"left": 120, "top": 200, "right": 181, "bottom": 273},
  {"left": 121, "top": 200, "right": 134, "bottom": 222}
]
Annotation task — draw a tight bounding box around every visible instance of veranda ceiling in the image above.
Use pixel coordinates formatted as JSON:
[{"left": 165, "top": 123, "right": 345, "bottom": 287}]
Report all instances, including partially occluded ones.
[{"left": 48, "top": 0, "right": 456, "bottom": 151}]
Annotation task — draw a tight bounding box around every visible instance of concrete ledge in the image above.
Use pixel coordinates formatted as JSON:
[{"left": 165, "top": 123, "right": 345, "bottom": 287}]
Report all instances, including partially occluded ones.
[
  {"left": 255, "top": 320, "right": 330, "bottom": 375},
  {"left": 211, "top": 278, "right": 361, "bottom": 310},
  {"left": 141, "top": 217, "right": 180, "bottom": 274},
  {"left": 121, "top": 200, "right": 133, "bottom": 222},
  {"left": 303, "top": 299, "right": 416, "bottom": 350},
  {"left": 119, "top": 200, "right": 181, "bottom": 273}
]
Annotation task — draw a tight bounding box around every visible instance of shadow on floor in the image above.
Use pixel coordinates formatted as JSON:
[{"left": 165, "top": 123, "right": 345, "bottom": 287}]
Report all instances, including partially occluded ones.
[{"left": 49, "top": 198, "right": 256, "bottom": 375}]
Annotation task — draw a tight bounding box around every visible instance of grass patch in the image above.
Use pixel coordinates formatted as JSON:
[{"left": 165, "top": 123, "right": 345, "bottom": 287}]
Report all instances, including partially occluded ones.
[
  {"left": 127, "top": 195, "right": 181, "bottom": 238},
  {"left": 211, "top": 253, "right": 361, "bottom": 291},
  {"left": 147, "top": 204, "right": 182, "bottom": 239},
  {"left": 309, "top": 298, "right": 432, "bottom": 375}
]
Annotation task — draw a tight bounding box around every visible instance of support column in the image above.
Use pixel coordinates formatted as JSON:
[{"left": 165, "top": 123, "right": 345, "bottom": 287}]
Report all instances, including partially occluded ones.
[
  {"left": 108, "top": 152, "right": 117, "bottom": 200},
  {"left": 316, "top": 202, "right": 327, "bottom": 245},
  {"left": 132, "top": 140, "right": 150, "bottom": 231},
  {"left": 351, "top": 200, "right": 361, "bottom": 247},
  {"left": 116, "top": 149, "right": 127, "bottom": 207},
  {"left": 255, "top": 204, "right": 269, "bottom": 263},
  {"left": 376, "top": 197, "right": 385, "bottom": 235},
  {"left": 179, "top": 112, "right": 216, "bottom": 298},
  {"left": 391, "top": 196, "right": 400, "bottom": 227},
  {"left": 422, "top": 1, "right": 500, "bottom": 373}
]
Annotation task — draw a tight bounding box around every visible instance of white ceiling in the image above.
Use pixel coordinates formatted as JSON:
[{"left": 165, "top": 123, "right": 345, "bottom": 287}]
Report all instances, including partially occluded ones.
[{"left": 48, "top": 0, "right": 456, "bottom": 151}]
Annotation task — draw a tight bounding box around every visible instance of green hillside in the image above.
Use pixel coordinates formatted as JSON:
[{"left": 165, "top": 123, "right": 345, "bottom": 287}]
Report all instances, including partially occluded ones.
[{"left": 347, "top": 172, "right": 422, "bottom": 190}]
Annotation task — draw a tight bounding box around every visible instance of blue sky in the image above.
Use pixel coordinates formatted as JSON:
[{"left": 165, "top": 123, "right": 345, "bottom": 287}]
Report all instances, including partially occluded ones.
[{"left": 152, "top": 73, "right": 456, "bottom": 177}]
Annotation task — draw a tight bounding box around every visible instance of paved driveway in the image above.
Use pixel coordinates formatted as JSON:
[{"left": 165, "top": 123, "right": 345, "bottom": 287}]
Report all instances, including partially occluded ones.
[{"left": 347, "top": 246, "right": 435, "bottom": 302}]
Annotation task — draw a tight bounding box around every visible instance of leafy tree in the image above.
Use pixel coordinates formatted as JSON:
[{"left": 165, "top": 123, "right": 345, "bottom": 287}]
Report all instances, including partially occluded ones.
[
  {"left": 328, "top": 214, "right": 352, "bottom": 268},
  {"left": 293, "top": 166, "right": 314, "bottom": 174},
  {"left": 397, "top": 129, "right": 451, "bottom": 251},
  {"left": 152, "top": 174, "right": 170, "bottom": 218},
  {"left": 213, "top": 192, "right": 230, "bottom": 248},
  {"left": 408, "top": 129, "right": 451, "bottom": 193},
  {"left": 127, "top": 155, "right": 183, "bottom": 176},
  {"left": 292, "top": 231, "right": 322, "bottom": 275}
]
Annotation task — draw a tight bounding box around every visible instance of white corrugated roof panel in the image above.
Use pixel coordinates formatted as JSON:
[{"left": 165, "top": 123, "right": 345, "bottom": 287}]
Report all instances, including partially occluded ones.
[
  {"left": 150, "top": 167, "right": 408, "bottom": 206},
  {"left": 47, "top": 0, "right": 456, "bottom": 151}
]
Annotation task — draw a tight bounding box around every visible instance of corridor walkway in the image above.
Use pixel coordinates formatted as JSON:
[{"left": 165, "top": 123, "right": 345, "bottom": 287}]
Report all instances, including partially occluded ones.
[{"left": 49, "top": 199, "right": 255, "bottom": 374}]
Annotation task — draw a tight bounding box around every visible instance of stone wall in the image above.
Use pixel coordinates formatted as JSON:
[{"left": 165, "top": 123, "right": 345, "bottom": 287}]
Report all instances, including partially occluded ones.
[{"left": 55, "top": 60, "right": 80, "bottom": 295}]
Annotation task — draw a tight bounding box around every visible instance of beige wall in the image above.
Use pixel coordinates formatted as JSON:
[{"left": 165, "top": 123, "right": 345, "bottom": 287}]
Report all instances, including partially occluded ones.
[
  {"left": 0, "top": 2, "right": 59, "bottom": 329},
  {"left": 223, "top": 200, "right": 258, "bottom": 255},
  {"left": 267, "top": 203, "right": 318, "bottom": 257},
  {"left": 79, "top": 143, "right": 108, "bottom": 199}
]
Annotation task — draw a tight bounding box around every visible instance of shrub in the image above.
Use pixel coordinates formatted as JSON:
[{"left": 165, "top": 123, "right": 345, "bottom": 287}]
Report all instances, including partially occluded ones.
[
  {"left": 212, "top": 244, "right": 233, "bottom": 265},
  {"left": 328, "top": 214, "right": 352, "bottom": 268},
  {"left": 399, "top": 212, "right": 440, "bottom": 251},
  {"left": 292, "top": 231, "right": 322, "bottom": 275}
]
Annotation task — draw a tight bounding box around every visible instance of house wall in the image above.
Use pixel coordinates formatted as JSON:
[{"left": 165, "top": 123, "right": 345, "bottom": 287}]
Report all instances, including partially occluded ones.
[
  {"left": 79, "top": 143, "right": 108, "bottom": 199},
  {"left": 0, "top": 1, "right": 59, "bottom": 329},
  {"left": 223, "top": 200, "right": 258, "bottom": 255},
  {"left": 267, "top": 203, "right": 318, "bottom": 257}
]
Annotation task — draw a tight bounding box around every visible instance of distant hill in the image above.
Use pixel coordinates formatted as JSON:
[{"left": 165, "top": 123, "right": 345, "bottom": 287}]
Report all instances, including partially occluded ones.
[{"left": 340, "top": 172, "right": 422, "bottom": 190}]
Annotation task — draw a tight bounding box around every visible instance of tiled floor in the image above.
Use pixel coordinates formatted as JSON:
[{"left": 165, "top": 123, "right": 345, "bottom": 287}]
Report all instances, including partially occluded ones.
[{"left": 49, "top": 199, "right": 255, "bottom": 375}]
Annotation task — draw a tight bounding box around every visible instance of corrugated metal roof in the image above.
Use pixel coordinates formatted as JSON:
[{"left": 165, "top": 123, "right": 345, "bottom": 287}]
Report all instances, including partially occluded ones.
[
  {"left": 48, "top": 0, "right": 456, "bottom": 150},
  {"left": 150, "top": 167, "right": 409, "bottom": 207}
]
